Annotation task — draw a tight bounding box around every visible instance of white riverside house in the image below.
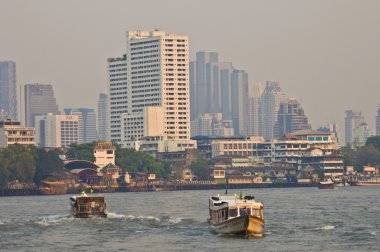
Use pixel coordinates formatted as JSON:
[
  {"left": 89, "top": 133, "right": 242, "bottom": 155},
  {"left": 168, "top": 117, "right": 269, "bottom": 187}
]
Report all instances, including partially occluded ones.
[
  {"left": 207, "top": 130, "right": 343, "bottom": 178},
  {"left": 137, "top": 135, "right": 197, "bottom": 156}
]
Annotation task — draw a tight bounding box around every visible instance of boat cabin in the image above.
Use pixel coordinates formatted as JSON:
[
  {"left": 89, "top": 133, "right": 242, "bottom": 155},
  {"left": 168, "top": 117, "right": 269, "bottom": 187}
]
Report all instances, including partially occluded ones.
[
  {"left": 70, "top": 196, "right": 107, "bottom": 218},
  {"left": 209, "top": 195, "right": 264, "bottom": 223}
]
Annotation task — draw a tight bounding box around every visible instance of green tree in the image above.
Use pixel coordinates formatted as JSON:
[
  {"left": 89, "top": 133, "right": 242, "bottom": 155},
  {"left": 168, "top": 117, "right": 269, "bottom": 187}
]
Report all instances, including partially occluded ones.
[
  {"left": 341, "top": 146, "right": 356, "bottom": 167},
  {"left": 0, "top": 144, "right": 36, "bottom": 183},
  {"left": 0, "top": 164, "right": 10, "bottom": 187},
  {"left": 115, "top": 147, "right": 169, "bottom": 178},
  {"left": 66, "top": 142, "right": 96, "bottom": 162},
  {"left": 190, "top": 157, "right": 209, "bottom": 180},
  {"left": 355, "top": 145, "right": 380, "bottom": 169},
  {"left": 366, "top": 136, "right": 380, "bottom": 151},
  {"left": 34, "top": 148, "right": 64, "bottom": 183}
]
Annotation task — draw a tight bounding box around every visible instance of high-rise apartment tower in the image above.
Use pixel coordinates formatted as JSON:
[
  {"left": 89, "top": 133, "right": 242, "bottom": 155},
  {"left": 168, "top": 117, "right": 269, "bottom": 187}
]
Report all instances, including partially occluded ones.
[
  {"left": 0, "top": 61, "right": 17, "bottom": 120},
  {"left": 108, "top": 30, "right": 191, "bottom": 146},
  {"left": 24, "top": 83, "right": 60, "bottom": 127},
  {"left": 344, "top": 109, "right": 364, "bottom": 146},
  {"left": 98, "top": 93, "right": 108, "bottom": 141}
]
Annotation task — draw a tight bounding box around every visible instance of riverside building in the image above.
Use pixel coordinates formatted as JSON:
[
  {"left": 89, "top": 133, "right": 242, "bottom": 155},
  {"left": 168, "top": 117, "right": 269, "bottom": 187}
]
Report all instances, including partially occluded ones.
[
  {"left": 204, "top": 129, "right": 343, "bottom": 178},
  {"left": 0, "top": 119, "right": 36, "bottom": 148}
]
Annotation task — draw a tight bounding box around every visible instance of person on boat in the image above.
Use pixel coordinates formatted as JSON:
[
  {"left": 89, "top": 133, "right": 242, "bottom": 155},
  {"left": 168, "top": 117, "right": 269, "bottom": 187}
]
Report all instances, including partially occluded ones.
[
  {"left": 240, "top": 207, "right": 248, "bottom": 216},
  {"left": 81, "top": 190, "right": 87, "bottom": 196},
  {"left": 90, "top": 188, "right": 94, "bottom": 194},
  {"left": 240, "top": 192, "right": 245, "bottom": 200}
]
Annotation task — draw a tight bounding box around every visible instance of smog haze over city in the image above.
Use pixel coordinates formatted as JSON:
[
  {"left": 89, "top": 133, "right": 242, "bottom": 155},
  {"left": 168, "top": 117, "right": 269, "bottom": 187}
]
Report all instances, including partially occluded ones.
[{"left": 1, "top": 0, "right": 379, "bottom": 132}]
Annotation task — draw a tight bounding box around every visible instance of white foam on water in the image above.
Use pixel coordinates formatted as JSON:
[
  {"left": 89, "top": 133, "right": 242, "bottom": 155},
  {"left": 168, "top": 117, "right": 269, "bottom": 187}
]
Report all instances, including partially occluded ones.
[
  {"left": 35, "top": 215, "right": 74, "bottom": 226},
  {"left": 167, "top": 217, "right": 183, "bottom": 224},
  {"left": 106, "top": 212, "right": 126, "bottom": 219},
  {"left": 317, "top": 225, "right": 335, "bottom": 231},
  {"left": 138, "top": 215, "right": 160, "bottom": 222}
]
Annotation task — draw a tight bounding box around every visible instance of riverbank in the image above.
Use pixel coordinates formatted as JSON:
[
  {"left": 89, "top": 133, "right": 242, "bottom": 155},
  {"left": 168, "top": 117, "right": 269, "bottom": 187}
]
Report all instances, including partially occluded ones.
[{"left": 0, "top": 182, "right": 320, "bottom": 196}]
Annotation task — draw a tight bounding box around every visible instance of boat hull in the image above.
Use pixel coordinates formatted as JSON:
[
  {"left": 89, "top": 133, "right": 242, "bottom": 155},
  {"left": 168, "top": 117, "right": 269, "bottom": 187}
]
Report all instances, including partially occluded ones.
[
  {"left": 318, "top": 184, "right": 334, "bottom": 189},
  {"left": 209, "top": 215, "right": 264, "bottom": 237},
  {"left": 39, "top": 188, "right": 67, "bottom": 195}
]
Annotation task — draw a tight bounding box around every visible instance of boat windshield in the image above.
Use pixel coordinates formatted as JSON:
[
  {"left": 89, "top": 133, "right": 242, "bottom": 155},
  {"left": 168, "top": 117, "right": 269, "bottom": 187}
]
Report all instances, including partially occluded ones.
[
  {"left": 229, "top": 208, "right": 238, "bottom": 217},
  {"left": 239, "top": 207, "right": 250, "bottom": 216}
]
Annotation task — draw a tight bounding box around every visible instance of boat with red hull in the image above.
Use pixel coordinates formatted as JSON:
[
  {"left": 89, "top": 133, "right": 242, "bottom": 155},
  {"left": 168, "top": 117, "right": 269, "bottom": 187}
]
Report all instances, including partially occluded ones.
[
  {"left": 39, "top": 181, "right": 67, "bottom": 195},
  {"left": 318, "top": 179, "right": 335, "bottom": 189}
]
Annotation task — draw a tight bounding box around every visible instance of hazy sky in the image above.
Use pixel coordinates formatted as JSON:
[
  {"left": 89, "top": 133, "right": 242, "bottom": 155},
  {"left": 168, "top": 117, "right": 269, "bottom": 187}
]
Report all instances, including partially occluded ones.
[{"left": 1, "top": 0, "right": 379, "bottom": 135}]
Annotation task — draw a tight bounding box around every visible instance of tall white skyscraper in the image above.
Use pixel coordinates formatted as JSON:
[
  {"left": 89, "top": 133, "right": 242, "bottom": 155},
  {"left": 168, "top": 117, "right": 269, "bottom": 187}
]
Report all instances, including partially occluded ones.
[
  {"left": 344, "top": 109, "right": 364, "bottom": 146},
  {"left": 107, "top": 55, "right": 128, "bottom": 143},
  {"left": 108, "top": 30, "right": 191, "bottom": 146},
  {"left": 259, "top": 81, "right": 286, "bottom": 140},
  {"left": 97, "top": 93, "right": 108, "bottom": 141},
  {"left": 247, "top": 82, "right": 263, "bottom": 136},
  {"left": 352, "top": 122, "right": 373, "bottom": 147},
  {"left": 219, "top": 62, "right": 234, "bottom": 120},
  {"left": 190, "top": 51, "right": 219, "bottom": 119},
  {"left": 0, "top": 61, "right": 17, "bottom": 120},
  {"left": 231, "top": 70, "right": 249, "bottom": 136}
]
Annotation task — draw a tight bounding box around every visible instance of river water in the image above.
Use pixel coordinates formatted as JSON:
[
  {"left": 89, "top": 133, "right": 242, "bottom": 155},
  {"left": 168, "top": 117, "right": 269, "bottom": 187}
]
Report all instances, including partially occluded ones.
[{"left": 0, "top": 187, "right": 378, "bottom": 251}]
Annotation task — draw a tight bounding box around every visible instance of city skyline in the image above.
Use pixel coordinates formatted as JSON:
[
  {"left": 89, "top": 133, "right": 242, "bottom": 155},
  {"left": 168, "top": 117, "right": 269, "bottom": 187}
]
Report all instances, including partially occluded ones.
[{"left": 1, "top": 0, "right": 380, "bottom": 133}]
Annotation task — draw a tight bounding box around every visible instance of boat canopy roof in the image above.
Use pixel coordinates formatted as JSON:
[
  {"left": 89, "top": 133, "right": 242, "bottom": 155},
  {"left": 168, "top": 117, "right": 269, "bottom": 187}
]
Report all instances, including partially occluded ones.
[{"left": 210, "top": 194, "right": 263, "bottom": 209}]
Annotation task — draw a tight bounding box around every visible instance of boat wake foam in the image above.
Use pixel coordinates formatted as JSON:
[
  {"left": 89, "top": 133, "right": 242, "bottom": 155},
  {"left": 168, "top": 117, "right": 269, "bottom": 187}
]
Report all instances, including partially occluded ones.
[
  {"left": 106, "top": 212, "right": 126, "bottom": 219},
  {"left": 35, "top": 215, "right": 75, "bottom": 226},
  {"left": 106, "top": 212, "right": 161, "bottom": 222},
  {"left": 315, "top": 225, "right": 335, "bottom": 231},
  {"left": 107, "top": 212, "right": 192, "bottom": 226}
]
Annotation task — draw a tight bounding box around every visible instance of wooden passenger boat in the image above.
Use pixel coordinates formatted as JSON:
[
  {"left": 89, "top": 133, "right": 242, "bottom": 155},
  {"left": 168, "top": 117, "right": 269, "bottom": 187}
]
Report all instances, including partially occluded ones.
[
  {"left": 39, "top": 180, "right": 67, "bottom": 195},
  {"left": 318, "top": 179, "right": 335, "bottom": 189},
  {"left": 208, "top": 194, "right": 264, "bottom": 237},
  {"left": 70, "top": 194, "right": 107, "bottom": 218}
]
